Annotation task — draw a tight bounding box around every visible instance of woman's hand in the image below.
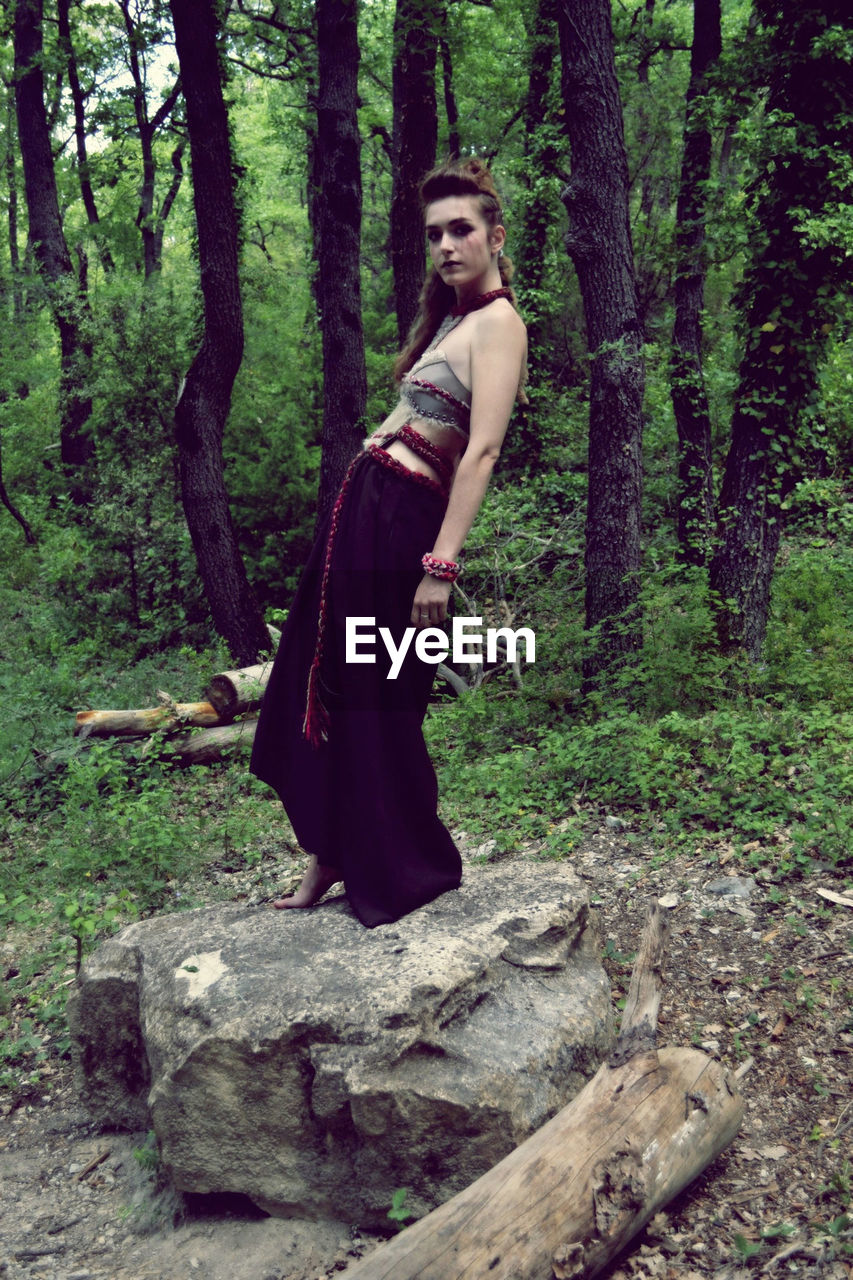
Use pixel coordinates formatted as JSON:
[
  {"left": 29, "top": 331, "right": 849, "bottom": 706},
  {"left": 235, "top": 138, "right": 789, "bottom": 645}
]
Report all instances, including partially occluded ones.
[{"left": 411, "top": 574, "right": 453, "bottom": 629}]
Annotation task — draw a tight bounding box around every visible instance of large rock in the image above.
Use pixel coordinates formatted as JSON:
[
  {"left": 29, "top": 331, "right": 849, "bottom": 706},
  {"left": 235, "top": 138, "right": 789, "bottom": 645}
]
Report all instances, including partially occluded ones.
[{"left": 68, "top": 862, "right": 612, "bottom": 1224}]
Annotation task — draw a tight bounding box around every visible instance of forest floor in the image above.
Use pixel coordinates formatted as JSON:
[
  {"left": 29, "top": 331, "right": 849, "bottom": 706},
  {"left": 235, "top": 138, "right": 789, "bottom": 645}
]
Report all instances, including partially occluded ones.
[{"left": 1, "top": 822, "right": 851, "bottom": 1280}]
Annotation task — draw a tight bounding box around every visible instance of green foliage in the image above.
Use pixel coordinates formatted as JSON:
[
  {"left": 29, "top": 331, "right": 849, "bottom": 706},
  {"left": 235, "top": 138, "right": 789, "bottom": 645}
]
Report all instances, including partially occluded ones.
[
  {"left": 387, "top": 1188, "right": 418, "bottom": 1230},
  {"left": 428, "top": 463, "right": 851, "bottom": 874},
  {"left": 732, "top": 1233, "right": 764, "bottom": 1261},
  {"left": 133, "top": 1131, "right": 163, "bottom": 1179},
  {"left": 0, "top": 662, "right": 273, "bottom": 1101},
  {"left": 434, "top": 682, "right": 850, "bottom": 872},
  {"left": 2, "top": 0, "right": 851, "bottom": 1120}
]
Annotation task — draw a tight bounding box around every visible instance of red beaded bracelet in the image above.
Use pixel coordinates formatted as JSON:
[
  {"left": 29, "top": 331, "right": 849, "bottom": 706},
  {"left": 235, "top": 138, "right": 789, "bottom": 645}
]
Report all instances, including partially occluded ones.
[{"left": 422, "top": 553, "right": 460, "bottom": 582}]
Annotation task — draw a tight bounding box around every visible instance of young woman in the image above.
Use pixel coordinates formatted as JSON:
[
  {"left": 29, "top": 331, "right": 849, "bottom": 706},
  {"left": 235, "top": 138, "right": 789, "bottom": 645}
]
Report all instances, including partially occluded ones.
[{"left": 250, "top": 158, "right": 527, "bottom": 927}]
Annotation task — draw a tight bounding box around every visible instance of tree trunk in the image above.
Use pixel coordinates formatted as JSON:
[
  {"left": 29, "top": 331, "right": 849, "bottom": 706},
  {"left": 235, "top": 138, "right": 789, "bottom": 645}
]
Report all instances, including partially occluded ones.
[
  {"left": 205, "top": 663, "right": 272, "bottom": 718},
  {"left": 169, "top": 0, "right": 270, "bottom": 667},
  {"left": 709, "top": 1, "right": 853, "bottom": 658},
  {"left": 557, "top": 0, "right": 645, "bottom": 683},
  {"left": 119, "top": 0, "right": 183, "bottom": 279},
  {"left": 494, "top": 0, "right": 555, "bottom": 478},
  {"left": 152, "top": 140, "right": 186, "bottom": 273},
  {"left": 14, "top": 0, "right": 94, "bottom": 476},
  {"left": 75, "top": 703, "right": 220, "bottom": 737},
  {"left": 390, "top": 0, "right": 440, "bottom": 344},
  {"left": 0, "top": 413, "right": 36, "bottom": 544},
  {"left": 437, "top": 8, "right": 459, "bottom": 157},
  {"left": 56, "top": 0, "right": 114, "bottom": 274},
  {"left": 341, "top": 904, "right": 743, "bottom": 1280},
  {"left": 156, "top": 717, "right": 258, "bottom": 765},
  {"left": 515, "top": 0, "right": 559, "bottom": 405},
  {"left": 670, "top": 0, "right": 720, "bottom": 566},
  {"left": 313, "top": 0, "right": 367, "bottom": 525},
  {"left": 5, "top": 88, "right": 25, "bottom": 322},
  {"left": 634, "top": 0, "right": 656, "bottom": 224}
]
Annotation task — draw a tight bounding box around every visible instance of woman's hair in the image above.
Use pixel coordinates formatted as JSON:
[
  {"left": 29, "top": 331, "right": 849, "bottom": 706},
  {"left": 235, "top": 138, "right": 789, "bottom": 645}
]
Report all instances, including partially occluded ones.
[{"left": 393, "top": 157, "right": 518, "bottom": 383}]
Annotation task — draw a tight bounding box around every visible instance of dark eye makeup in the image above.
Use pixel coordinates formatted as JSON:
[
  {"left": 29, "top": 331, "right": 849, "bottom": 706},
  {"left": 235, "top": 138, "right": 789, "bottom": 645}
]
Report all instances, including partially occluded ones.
[{"left": 426, "top": 221, "right": 474, "bottom": 241}]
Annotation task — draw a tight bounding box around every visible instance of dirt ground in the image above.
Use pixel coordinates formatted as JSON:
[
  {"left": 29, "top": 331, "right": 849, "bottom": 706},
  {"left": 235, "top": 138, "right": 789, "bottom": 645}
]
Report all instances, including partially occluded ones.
[{"left": 1, "top": 825, "right": 851, "bottom": 1280}]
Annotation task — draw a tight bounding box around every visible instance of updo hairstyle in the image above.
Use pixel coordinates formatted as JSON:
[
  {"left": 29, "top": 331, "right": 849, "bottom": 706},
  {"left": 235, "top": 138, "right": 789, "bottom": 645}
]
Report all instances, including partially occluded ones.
[{"left": 393, "top": 157, "right": 518, "bottom": 383}]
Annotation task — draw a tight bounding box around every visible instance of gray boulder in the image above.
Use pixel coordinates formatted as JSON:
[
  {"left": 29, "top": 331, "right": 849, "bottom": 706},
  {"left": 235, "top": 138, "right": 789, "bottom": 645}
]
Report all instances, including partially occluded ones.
[{"left": 68, "top": 862, "right": 612, "bottom": 1225}]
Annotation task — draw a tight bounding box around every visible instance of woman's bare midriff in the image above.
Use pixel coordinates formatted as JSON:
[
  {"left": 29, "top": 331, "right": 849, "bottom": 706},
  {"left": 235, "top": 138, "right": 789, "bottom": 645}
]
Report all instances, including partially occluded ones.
[{"left": 382, "top": 420, "right": 465, "bottom": 484}]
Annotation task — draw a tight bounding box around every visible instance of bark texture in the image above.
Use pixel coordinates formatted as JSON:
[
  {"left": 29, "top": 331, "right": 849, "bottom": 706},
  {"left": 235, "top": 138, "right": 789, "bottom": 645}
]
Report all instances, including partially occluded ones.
[
  {"left": 170, "top": 0, "right": 269, "bottom": 666},
  {"left": 670, "top": 0, "right": 720, "bottom": 565},
  {"left": 557, "top": 0, "right": 645, "bottom": 680},
  {"left": 709, "top": 1, "right": 853, "bottom": 658},
  {"left": 14, "top": 0, "right": 94, "bottom": 473},
  {"left": 206, "top": 663, "right": 271, "bottom": 717},
  {"left": 390, "top": 0, "right": 440, "bottom": 343},
  {"left": 74, "top": 703, "right": 220, "bottom": 738},
  {"left": 313, "top": 0, "right": 367, "bottom": 525}
]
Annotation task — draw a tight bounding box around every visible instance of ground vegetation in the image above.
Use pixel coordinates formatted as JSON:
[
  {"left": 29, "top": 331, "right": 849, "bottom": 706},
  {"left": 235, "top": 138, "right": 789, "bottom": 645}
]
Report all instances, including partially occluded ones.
[{"left": 0, "top": 0, "right": 850, "bottom": 1270}]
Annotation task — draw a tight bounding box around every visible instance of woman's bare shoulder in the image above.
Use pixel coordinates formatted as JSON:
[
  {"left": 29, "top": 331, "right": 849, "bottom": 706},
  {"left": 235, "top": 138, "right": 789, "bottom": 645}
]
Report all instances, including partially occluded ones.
[{"left": 471, "top": 298, "right": 527, "bottom": 349}]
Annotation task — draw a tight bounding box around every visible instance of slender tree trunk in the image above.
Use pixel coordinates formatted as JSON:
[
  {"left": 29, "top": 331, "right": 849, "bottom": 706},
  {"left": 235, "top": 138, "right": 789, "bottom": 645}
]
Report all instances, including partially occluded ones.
[
  {"left": 4, "top": 88, "right": 25, "bottom": 322},
  {"left": 635, "top": 0, "right": 656, "bottom": 222},
  {"left": 313, "top": 0, "right": 367, "bottom": 525},
  {"left": 14, "top": 0, "right": 94, "bottom": 476},
  {"left": 0, "top": 403, "right": 36, "bottom": 544},
  {"left": 152, "top": 140, "right": 186, "bottom": 273},
  {"left": 670, "top": 0, "right": 720, "bottom": 566},
  {"left": 709, "top": 1, "right": 853, "bottom": 659},
  {"left": 120, "top": 0, "right": 183, "bottom": 279},
  {"left": 438, "top": 8, "right": 459, "bottom": 158},
  {"left": 557, "top": 0, "right": 645, "bottom": 682},
  {"left": 718, "top": 9, "right": 758, "bottom": 187},
  {"left": 56, "top": 0, "right": 114, "bottom": 274},
  {"left": 517, "top": 0, "right": 559, "bottom": 368},
  {"left": 120, "top": 0, "right": 154, "bottom": 275},
  {"left": 390, "top": 0, "right": 440, "bottom": 344},
  {"left": 501, "top": 0, "right": 559, "bottom": 475},
  {"left": 170, "top": 0, "right": 269, "bottom": 666}
]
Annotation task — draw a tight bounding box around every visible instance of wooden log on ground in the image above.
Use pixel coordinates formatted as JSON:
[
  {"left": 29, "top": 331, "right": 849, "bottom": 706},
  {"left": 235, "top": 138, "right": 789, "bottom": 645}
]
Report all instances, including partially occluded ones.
[
  {"left": 342, "top": 903, "right": 743, "bottom": 1280},
  {"left": 152, "top": 716, "right": 258, "bottom": 765},
  {"left": 205, "top": 663, "right": 272, "bottom": 718},
  {"left": 74, "top": 702, "right": 220, "bottom": 738}
]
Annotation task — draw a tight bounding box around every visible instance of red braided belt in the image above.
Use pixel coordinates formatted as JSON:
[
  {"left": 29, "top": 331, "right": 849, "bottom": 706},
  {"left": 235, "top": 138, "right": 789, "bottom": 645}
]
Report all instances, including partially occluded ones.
[
  {"left": 367, "top": 422, "right": 455, "bottom": 492},
  {"left": 302, "top": 428, "right": 453, "bottom": 747}
]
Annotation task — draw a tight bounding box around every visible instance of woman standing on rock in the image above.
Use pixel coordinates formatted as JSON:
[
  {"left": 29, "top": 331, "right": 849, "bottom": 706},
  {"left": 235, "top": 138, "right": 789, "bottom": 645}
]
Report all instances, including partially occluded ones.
[{"left": 250, "top": 158, "right": 527, "bottom": 927}]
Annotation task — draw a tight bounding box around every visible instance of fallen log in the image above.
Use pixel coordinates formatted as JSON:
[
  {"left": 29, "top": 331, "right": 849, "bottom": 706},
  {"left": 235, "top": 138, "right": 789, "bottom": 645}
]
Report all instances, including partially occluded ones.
[
  {"left": 342, "top": 903, "right": 743, "bottom": 1280},
  {"left": 74, "top": 702, "right": 220, "bottom": 737},
  {"left": 207, "top": 657, "right": 477, "bottom": 710},
  {"left": 149, "top": 716, "right": 258, "bottom": 766},
  {"left": 205, "top": 663, "right": 272, "bottom": 719}
]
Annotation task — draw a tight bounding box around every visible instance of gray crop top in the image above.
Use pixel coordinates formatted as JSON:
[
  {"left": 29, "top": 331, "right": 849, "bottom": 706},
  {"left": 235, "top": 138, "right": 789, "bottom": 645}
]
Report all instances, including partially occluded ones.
[{"left": 400, "top": 347, "right": 472, "bottom": 439}]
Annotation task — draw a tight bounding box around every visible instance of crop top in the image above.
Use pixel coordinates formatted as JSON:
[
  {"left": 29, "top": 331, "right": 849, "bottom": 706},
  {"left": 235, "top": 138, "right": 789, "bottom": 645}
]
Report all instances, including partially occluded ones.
[{"left": 399, "top": 347, "right": 472, "bottom": 440}]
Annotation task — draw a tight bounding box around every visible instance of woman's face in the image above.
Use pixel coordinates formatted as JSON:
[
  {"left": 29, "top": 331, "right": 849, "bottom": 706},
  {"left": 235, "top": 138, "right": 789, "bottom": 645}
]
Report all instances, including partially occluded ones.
[{"left": 425, "top": 195, "right": 504, "bottom": 294}]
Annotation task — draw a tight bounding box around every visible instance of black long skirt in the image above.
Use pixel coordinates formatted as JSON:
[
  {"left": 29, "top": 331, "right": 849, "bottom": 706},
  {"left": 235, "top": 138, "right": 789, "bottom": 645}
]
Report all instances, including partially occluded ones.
[{"left": 250, "top": 449, "right": 463, "bottom": 927}]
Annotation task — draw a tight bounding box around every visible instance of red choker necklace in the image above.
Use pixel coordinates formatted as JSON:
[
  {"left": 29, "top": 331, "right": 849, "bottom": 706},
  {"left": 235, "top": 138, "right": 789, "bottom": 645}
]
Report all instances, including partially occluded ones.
[{"left": 450, "top": 287, "right": 513, "bottom": 318}]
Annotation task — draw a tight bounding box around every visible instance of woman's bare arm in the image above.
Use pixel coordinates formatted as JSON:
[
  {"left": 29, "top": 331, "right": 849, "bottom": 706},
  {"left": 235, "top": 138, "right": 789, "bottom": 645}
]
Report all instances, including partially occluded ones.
[{"left": 411, "top": 305, "right": 527, "bottom": 627}]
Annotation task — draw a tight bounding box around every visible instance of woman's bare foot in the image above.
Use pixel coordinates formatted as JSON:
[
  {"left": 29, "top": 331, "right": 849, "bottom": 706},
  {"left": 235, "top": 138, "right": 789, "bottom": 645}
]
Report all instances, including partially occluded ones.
[{"left": 273, "top": 856, "right": 341, "bottom": 910}]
